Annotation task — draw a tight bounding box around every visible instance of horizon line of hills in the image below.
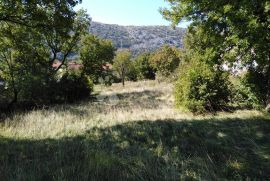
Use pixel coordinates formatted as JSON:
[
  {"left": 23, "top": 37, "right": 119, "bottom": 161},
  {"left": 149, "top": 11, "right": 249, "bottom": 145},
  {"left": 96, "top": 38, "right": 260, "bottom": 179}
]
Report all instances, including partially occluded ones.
[
  {"left": 89, "top": 21, "right": 186, "bottom": 55},
  {"left": 65, "top": 21, "right": 186, "bottom": 60}
]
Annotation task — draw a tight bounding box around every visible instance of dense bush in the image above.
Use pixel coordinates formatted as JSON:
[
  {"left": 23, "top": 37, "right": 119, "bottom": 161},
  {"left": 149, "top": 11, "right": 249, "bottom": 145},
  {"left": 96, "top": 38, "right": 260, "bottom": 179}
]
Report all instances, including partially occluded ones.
[
  {"left": 241, "top": 69, "right": 268, "bottom": 106},
  {"left": 134, "top": 53, "right": 155, "bottom": 80},
  {"left": 125, "top": 62, "right": 138, "bottom": 81},
  {"left": 97, "top": 69, "right": 119, "bottom": 86},
  {"left": 175, "top": 60, "right": 231, "bottom": 113},
  {"left": 149, "top": 45, "right": 181, "bottom": 77},
  {"left": 57, "top": 71, "right": 94, "bottom": 103},
  {"left": 232, "top": 69, "right": 267, "bottom": 109}
]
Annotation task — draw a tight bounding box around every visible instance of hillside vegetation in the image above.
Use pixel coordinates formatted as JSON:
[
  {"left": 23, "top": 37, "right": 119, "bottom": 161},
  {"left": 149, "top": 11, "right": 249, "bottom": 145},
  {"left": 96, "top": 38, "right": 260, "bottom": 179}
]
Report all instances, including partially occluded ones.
[
  {"left": 1, "top": 0, "right": 269, "bottom": 180},
  {"left": 89, "top": 21, "right": 186, "bottom": 55},
  {"left": 0, "top": 81, "right": 269, "bottom": 180}
]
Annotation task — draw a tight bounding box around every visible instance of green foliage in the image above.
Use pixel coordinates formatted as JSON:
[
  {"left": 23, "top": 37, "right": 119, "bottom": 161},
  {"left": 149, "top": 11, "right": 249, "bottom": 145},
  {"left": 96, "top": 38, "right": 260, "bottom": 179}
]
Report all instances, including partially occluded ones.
[
  {"left": 242, "top": 69, "right": 268, "bottom": 105},
  {"left": 113, "top": 49, "right": 132, "bottom": 86},
  {"left": 98, "top": 69, "right": 118, "bottom": 86},
  {"left": 57, "top": 71, "right": 93, "bottom": 103},
  {"left": 162, "top": 0, "right": 270, "bottom": 105},
  {"left": 80, "top": 34, "right": 115, "bottom": 83},
  {"left": 0, "top": 0, "right": 81, "bottom": 28},
  {"left": 149, "top": 45, "right": 181, "bottom": 77},
  {"left": 125, "top": 62, "right": 138, "bottom": 81},
  {"left": 0, "top": 6, "right": 91, "bottom": 107},
  {"left": 175, "top": 58, "right": 231, "bottom": 113},
  {"left": 134, "top": 53, "right": 155, "bottom": 80},
  {"left": 230, "top": 70, "right": 267, "bottom": 109}
]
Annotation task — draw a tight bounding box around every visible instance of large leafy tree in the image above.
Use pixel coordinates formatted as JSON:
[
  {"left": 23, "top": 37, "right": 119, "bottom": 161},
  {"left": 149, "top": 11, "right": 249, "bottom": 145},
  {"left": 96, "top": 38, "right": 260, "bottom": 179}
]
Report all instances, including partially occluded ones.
[
  {"left": 0, "top": 0, "right": 81, "bottom": 27},
  {"left": 149, "top": 45, "right": 181, "bottom": 77},
  {"left": 0, "top": 1, "right": 90, "bottom": 108},
  {"left": 80, "top": 34, "right": 115, "bottom": 82},
  {"left": 162, "top": 0, "right": 270, "bottom": 105}
]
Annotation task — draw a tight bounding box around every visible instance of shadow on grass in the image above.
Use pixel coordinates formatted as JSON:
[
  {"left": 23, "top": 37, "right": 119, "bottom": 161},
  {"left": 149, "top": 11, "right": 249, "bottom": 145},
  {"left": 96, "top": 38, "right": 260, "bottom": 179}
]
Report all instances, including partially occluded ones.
[
  {"left": 1, "top": 90, "right": 167, "bottom": 121},
  {"left": 94, "top": 90, "right": 169, "bottom": 109},
  {"left": 0, "top": 117, "right": 269, "bottom": 180}
]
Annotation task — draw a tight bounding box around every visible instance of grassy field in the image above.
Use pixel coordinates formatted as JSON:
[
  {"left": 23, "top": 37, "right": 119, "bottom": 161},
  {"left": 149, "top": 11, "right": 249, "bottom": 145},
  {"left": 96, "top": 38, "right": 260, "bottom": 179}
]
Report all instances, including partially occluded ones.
[{"left": 0, "top": 81, "right": 269, "bottom": 180}]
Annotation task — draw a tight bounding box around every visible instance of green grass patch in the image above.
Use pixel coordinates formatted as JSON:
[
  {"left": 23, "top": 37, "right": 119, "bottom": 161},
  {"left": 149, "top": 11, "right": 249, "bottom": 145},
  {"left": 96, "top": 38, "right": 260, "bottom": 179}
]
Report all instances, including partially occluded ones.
[{"left": 0, "top": 116, "right": 269, "bottom": 180}]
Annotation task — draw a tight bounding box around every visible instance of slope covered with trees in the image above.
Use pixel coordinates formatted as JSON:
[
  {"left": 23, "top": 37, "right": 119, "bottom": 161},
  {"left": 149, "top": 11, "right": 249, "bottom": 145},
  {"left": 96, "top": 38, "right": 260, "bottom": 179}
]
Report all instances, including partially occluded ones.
[{"left": 89, "top": 21, "right": 186, "bottom": 55}]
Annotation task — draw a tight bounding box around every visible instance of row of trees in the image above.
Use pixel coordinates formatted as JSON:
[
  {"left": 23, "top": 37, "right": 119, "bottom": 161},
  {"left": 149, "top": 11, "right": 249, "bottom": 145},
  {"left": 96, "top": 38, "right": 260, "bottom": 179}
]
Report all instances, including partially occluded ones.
[
  {"left": 0, "top": 0, "right": 184, "bottom": 111},
  {"left": 1, "top": 0, "right": 268, "bottom": 114},
  {"left": 112, "top": 45, "right": 181, "bottom": 86}
]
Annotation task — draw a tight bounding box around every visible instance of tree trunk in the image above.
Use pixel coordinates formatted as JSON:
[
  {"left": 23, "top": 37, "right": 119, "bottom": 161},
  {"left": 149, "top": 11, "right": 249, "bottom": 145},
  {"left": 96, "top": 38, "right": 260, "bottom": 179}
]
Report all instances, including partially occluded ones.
[
  {"left": 122, "top": 74, "right": 125, "bottom": 87},
  {"left": 121, "top": 69, "right": 125, "bottom": 87}
]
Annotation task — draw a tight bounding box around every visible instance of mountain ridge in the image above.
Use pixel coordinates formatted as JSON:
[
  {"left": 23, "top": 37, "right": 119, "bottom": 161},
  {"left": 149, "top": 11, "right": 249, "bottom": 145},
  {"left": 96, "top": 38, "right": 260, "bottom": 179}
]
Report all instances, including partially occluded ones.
[{"left": 89, "top": 21, "right": 186, "bottom": 55}]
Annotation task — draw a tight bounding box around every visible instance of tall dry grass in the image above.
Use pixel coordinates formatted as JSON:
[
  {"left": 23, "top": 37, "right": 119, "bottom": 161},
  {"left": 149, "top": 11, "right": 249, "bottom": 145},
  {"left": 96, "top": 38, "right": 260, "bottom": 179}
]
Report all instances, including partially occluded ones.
[
  {"left": 0, "top": 81, "right": 269, "bottom": 180},
  {"left": 0, "top": 80, "right": 266, "bottom": 139}
]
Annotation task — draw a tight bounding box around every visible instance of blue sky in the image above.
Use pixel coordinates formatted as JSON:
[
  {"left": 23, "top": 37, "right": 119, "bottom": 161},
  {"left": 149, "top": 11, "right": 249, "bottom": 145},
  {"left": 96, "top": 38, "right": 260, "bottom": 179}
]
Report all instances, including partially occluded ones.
[{"left": 75, "top": 0, "right": 190, "bottom": 28}]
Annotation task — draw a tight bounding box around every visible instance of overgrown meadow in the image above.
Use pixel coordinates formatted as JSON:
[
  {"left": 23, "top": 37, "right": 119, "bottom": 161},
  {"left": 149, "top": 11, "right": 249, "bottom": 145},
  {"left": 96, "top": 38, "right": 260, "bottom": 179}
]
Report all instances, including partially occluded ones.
[{"left": 1, "top": 81, "right": 269, "bottom": 180}]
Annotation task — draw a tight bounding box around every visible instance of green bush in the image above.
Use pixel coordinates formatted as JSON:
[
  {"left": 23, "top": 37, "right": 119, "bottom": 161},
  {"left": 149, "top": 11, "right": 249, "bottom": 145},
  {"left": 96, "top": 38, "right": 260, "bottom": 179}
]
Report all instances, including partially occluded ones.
[
  {"left": 98, "top": 69, "right": 118, "bottom": 86},
  {"left": 174, "top": 60, "right": 231, "bottom": 113},
  {"left": 134, "top": 53, "right": 155, "bottom": 80},
  {"left": 125, "top": 61, "right": 138, "bottom": 81},
  {"left": 149, "top": 45, "right": 181, "bottom": 77},
  {"left": 58, "top": 71, "right": 93, "bottom": 103},
  {"left": 230, "top": 70, "right": 265, "bottom": 109}
]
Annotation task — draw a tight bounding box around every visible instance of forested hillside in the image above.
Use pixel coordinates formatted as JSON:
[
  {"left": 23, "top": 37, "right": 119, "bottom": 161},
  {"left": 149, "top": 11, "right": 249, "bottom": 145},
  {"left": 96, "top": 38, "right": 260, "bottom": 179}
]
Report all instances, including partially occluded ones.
[{"left": 89, "top": 21, "right": 186, "bottom": 55}]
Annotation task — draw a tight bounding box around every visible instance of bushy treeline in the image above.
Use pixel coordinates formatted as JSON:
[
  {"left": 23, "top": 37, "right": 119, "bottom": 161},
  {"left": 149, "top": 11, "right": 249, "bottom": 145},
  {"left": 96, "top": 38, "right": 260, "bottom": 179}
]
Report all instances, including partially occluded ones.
[
  {"left": 1, "top": 0, "right": 268, "bottom": 115},
  {"left": 162, "top": 0, "right": 270, "bottom": 113},
  {"left": 112, "top": 45, "right": 182, "bottom": 86},
  {"left": 0, "top": 2, "right": 117, "bottom": 111},
  {"left": 97, "top": 37, "right": 268, "bottom": 114},
  {"left": 0, "top": 0, "right": 183, "bottom": 111}
]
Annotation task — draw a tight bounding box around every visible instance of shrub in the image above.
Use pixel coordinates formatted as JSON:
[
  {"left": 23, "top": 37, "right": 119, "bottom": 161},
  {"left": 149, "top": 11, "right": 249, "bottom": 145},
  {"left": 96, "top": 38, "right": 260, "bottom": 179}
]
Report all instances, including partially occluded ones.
[
  {"left": 134, "top": 53, "right": 155, "bottom": 80},
  {"left": 149, "top": 45, "right": 181, "bottom": 77},
  {"left": 98, "top": 69, "right": 117, "bottom": 86},
  {"left": 125, "top": 61, "right": 138, "bottom": 81},
  {"left": 230, "top": 70, "right": 265, "bottom": 110},
  {"left": 58, "top": 71, "right": 93, "bottom": 103},
  {"left": 174, "top": 59, "right": 231, "bottom": 113}
]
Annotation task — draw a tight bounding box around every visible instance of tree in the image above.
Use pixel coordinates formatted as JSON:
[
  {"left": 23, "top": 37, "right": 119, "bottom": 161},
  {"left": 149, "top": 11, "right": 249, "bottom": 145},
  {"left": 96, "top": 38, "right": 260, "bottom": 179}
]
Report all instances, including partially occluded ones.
[
  {"left": 80, "top": 34, "right": 115, "bottom": 83},
  {"left": 113, "top": 50, "right": 132, "bottom": 86},
  {"left": 43, "top": 8, "right": 90, "bottom": 79},
  {"left": 149, "top": 45, "right": 181, "bottom": 77},
  {"left": 0, "top": 0, "right": 81, "bottom": 28},
  {"left": 175, "top": 55, "right": 231, "bottom": 113},
  {"left": 0, "top": 6, "right": 90, "bottom": 108},
  {"left": 161, "top": 0, "right": 270, "bottom": 105}
]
